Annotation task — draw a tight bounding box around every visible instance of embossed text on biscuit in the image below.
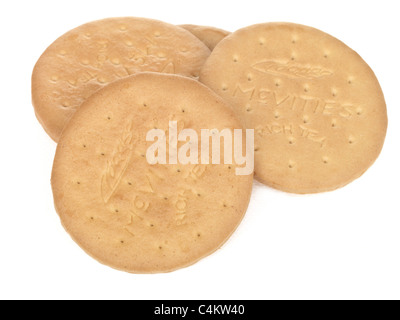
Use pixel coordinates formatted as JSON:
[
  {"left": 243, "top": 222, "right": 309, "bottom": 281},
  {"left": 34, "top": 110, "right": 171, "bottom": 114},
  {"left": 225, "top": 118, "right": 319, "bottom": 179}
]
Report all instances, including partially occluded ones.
[{"left": 252, "top": 60, "right": 333, "bottom": 79}]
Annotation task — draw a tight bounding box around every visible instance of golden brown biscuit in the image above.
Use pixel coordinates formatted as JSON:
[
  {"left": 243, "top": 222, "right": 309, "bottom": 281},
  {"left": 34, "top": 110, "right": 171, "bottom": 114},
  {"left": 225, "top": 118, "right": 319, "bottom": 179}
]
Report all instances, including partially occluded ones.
[
  {"left": 179, "top": 24, "right": 230, "bottom": 50},
  {"left": 32, "top": 17, "right": 210, "bottom": 141},
  {"left": 51, "top": 73, "right": 253, "bottom": 273},
  {"left": 200, "top": 22, "right": 387, "bottom": 194}
]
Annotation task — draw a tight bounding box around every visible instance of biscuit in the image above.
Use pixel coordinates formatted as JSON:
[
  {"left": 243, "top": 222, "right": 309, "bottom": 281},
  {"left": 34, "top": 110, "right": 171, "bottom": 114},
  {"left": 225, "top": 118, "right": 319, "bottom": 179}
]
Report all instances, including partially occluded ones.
[
  {"left": 200, "top": 22, "right": 387, "bottom": 193},
  {"left": 51, "top": 73, "right": 253, "bottom": 273},
  {"left": 32, "top": 17, "right": 210, "bottom": 142},
  {"left": 179, "top": 24, "right": 230, "bottom": 50}
]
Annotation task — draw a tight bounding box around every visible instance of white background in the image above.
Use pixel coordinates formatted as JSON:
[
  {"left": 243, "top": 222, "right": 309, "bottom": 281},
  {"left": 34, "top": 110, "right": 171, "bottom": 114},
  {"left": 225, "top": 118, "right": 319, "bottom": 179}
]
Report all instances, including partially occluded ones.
[{"left": 0, "top": 0, "right": 399, "bottom": 300}]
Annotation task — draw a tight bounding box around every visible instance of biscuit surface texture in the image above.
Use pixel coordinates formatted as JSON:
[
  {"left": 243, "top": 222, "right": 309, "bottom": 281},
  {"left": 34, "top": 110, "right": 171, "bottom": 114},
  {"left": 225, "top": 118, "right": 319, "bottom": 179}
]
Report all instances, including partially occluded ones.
[
  {"left": 180, "top": 24, "right": 230, "bottom": 50},
  {"left": 200, "top": 22, "right": 387, "bottom": 194},
  {"left": 51, "top": 73, "right": 253, "bottom": 273},
  {"left": 32, "top": 17, "right": 210, "bottom": 141}
]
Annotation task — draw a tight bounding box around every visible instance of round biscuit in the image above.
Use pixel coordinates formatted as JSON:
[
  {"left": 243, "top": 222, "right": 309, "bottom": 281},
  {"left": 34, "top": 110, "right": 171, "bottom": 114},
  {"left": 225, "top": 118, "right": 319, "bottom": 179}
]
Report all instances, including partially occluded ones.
[
  {"left": 200, "top": 22, "right": 387, "bottom": 194},
  {"left": 51, "top": 72, "right": 253, "bottom": 273},
  {"left": 32, "top": 17, "right": 210, "bottom": 141},
  {"left": 179, "top": 24, "right": 230, "bottom": 51}
]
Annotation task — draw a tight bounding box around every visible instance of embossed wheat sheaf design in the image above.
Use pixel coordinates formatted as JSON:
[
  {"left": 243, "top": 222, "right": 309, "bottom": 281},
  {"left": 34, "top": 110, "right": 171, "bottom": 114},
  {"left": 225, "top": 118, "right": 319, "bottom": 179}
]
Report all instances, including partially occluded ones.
[
  {"left": 252, "top": 60, "right": 333, "bottom": 79},
  {"left": 101, "top": 119, "right": 135, "bottom": 203}
]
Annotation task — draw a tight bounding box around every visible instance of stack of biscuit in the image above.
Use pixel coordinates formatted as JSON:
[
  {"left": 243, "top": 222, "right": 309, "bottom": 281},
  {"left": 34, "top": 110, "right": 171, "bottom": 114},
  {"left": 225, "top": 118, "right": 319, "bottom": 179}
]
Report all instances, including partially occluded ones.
[{"left": 32, "top": 17, "right": 387, "bottom": 273}]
